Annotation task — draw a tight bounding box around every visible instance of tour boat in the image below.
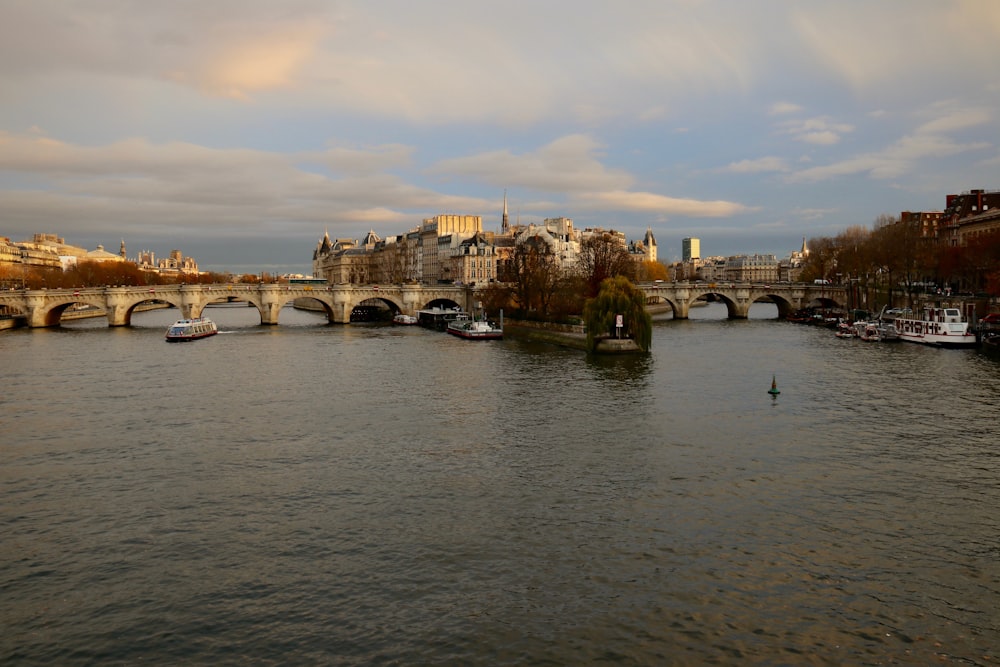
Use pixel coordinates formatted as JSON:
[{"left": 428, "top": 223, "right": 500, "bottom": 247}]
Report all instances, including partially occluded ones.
[
  {"left": 165, "top": 317, "right": 218, "bottom": 342},
  {"left": 892, "top": 307, "right": 977, "bottom": 348},
  {"left": 446, "top": 313, "right": 503, "bottom": 340}
]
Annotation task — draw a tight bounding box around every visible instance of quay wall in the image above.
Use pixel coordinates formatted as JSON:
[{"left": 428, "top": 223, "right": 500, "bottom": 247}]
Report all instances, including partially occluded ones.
[{"left": 503, "top": 318, "right": 589, "bottom": 351}]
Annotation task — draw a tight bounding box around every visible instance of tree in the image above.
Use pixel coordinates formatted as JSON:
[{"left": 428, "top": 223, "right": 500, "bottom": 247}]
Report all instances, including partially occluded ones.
[
  {"left": 799, "top": 236, "right": 837, "bottom": 282},
  {"left": 509, "top": 234, "right": 561, "bottom": 317},
  {"left": 577, "top": 232, "right": 636, "bottom": 297},
  {"left": 583, "top": 275, "right": 652, "bottom": 352},
  {"left": 637, "top": 260, "right": 669, "bottom": 282}
]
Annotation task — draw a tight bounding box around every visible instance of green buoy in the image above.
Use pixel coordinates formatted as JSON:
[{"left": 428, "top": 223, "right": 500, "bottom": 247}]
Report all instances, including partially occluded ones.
[{"left": 768, "top": 375, "right": 780, "bottom": 396}]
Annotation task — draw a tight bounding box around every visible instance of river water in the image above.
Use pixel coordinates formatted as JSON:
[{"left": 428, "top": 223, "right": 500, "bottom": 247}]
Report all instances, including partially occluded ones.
[{"left": 2, "top": 302, "right": 998, "bottom": 665}]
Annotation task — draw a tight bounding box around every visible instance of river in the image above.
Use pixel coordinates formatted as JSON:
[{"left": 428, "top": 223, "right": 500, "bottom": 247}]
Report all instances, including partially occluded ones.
[{"left": 2, "top": 302, "right": 998, "bottom": 665}]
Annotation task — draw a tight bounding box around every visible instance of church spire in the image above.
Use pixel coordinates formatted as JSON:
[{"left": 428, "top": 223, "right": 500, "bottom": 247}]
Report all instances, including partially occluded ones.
[{"left": 502, "top": 189, "right": 509, "bottom": 234}]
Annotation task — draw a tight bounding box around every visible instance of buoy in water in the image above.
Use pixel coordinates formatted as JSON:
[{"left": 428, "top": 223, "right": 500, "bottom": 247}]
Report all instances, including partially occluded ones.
[{"left": 768, "top": 375, "right": 780, "bottom": 396}]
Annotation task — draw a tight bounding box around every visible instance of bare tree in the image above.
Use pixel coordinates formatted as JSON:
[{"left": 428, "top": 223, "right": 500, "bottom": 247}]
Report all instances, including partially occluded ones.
[
  {"left": 577, "top": 232, "right": 636, "bottom": 297},
  {"left": 510, "top": 234, "right": 561, "bottom": 316}
]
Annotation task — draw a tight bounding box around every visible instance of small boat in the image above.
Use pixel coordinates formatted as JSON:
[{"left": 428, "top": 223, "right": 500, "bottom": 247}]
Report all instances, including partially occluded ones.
[
  {"left": 877, "top": 321, "right": 900, "bottom": 342},
  {"left": 392, "top": 313, "right": 418, "bottom": 325},
  {"left": 893, "top": 306, "right": 977, "bottom": 348},
  {"left": 834, "top": 321, "right": 855, "bottom": 339},
  {"left": 165, "top": 317, "right": 218, "bottom": 342},
  {"left": 854, "top": 321, "right": 881, "bottom": 342},
  {"left": 446, "top": 312, "right": 503, "bottom": 340}
]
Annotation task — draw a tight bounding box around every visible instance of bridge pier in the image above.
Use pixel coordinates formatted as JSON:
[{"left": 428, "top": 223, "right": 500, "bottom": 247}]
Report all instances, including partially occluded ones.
[
  {"left": 25, "top": 291, "right": 57, "bottom": 328},
  {"left": 105, "top": 287, "right": 134, "bottom": 326},
  {"left": 258, "top": 285, "right": 284, "bottom": 324}
]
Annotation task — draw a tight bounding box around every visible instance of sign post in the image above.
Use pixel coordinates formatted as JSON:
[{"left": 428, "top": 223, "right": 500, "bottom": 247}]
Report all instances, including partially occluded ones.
[{"left": 615, "top": 314, "right": 623, "bottom": 338}]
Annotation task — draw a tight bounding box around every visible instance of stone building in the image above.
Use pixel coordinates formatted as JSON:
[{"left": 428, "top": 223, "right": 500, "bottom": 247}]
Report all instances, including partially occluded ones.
[
  {"left": 724, "top": 254, "right": 779, "bottom": 283},
  {"left": 135, "top": 248, "right": 198, "bottom": 274},
  {"left": 311, "top": 198, "right": 654, "bottom": 287},
  {"left": 629, "top": 227, "right": 657, "bottom": 264},
  {"left": 448, "top": 231, "right": 497, "bottom": 285},
  {"left": 940, "top": 189, "right": 1000, "bottom": 247}
]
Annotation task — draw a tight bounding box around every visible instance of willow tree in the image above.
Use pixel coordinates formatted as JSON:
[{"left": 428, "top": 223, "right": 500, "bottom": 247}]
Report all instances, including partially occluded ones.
[{"left": 583, "top": 275, "right": 652, "bottom": 352}]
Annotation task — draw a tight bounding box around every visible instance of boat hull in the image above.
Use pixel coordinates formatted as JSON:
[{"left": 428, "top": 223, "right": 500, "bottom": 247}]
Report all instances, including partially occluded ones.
[
  {"left": 447, "top": 328, "right": 503, "bottom": 340},
  {"left": 893, "top": 313, "right": 976, "bottom": 348},
  {"left": 446, "top": 319, "right": 503, "bottom": 340}
]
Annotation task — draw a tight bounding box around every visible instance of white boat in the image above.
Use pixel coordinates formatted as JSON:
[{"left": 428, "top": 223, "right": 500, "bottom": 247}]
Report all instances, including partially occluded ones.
[
  {"left": 446, "top": 313, "right": 503, "bottom": 340},
  {"left": 165, "top": 317, "right": 218, "bottom": 342},
  {"left": 892, "top": 307, "right": 977, "bottom": 347},
  {"left": 853, "top": 321, "right": 881, "bottom": 342},
  {"left": 834, "top": 322, "right": 855, "bottom": 339},
  {"left": 392, "top": 313, "right": 418, "bottom": 325}
]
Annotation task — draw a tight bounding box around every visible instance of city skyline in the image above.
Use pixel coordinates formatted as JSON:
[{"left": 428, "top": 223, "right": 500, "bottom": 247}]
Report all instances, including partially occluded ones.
[{"left": 2, "top": 1, "right": 998, "bottom": 276}]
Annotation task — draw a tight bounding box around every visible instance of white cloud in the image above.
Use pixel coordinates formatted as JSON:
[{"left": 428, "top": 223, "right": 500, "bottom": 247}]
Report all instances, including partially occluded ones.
[
  {"left": 778, "top": 116, "right": 855, "bottom": 145},
  {"left": 769, "top": 102, "right": 803, "bottom": 115},
  {"left": 720, "top": 157, "right": 790, "bottom": 173},
  {"left": 430, "top": 135, "right": 634, "bottom": 193},
  {"left": 789, "top": 104, "right": 992, "bottom": 183},
  {"left": 576, "top": 191, "right": 751, "bottom": 217}
]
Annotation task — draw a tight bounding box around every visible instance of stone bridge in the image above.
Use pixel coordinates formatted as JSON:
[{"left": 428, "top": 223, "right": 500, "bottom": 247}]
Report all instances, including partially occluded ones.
[
  {"left": 637, "top": 281, "right": 846, "bottom": 319},
  {"left": 0, "top": 281, "right": 846, "bottom": 329},
  {"left": 0, "top": 283, "right": 473, "bottom": 328}
]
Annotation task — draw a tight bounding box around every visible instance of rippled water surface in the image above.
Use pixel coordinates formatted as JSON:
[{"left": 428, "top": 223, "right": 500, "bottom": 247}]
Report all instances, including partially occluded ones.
[{"left": 2, "top": 303, "right": 998, "bottom": 665}]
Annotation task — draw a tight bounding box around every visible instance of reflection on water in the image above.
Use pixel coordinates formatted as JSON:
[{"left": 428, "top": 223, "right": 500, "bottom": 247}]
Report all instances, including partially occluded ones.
[{"left": 2, "top": 302, "right": 998, "bottom": 665}]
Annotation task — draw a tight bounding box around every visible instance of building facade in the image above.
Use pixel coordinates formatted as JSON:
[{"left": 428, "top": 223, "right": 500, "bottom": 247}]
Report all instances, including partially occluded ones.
[
  {"left": 683, "top": 237, "right": 701, "bottom": 262},
  {"left": 724, "top": 254, "right": 779, "bottom": 283}
]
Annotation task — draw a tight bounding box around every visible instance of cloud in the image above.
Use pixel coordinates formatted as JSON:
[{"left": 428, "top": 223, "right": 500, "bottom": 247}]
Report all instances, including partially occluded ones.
[
  {"left": 0, "top": 131, "right": 487, "bottom": 242},
  {"left": 720, "top": 156, "right": 790, "bottom": 174},
  {"left": 176, "top": 26, "right": 325, "bottom": 100},
  {"left": 789, "top": 104, "right": 992, "bottom": 182},
  {"left": 915, "top": 105, "right": 992, "bottom": 135},
  {"left": 0, "top": 1, "right": 334, "bottom": 99},
  {"left": 576, "top": 191, "right": 751, "bottom": 217},
  {"left": 790, "top": 3, "right": 1000, "bottom": 93},
  {"left": 778, "top": 116, "right": 854, "bottom": 145},
  {"left": 769, "top": 102, "right": 803, "bottom": 115},
  {"left": 430, "top": 135, "right": 634, "bottom": 193}
]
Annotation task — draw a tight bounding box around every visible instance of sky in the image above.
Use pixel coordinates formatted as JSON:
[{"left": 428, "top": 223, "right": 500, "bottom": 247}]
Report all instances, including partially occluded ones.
[{"left": 2, "top": 0, "right": 999, "bottom": 276}]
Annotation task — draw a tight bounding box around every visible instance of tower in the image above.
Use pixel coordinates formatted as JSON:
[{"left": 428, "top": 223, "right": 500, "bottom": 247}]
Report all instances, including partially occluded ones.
[
  {"left": 644, "top": 227, "right": 657, "bottom": 262},
  {"left": 502, "top": 189, "right": 510, "bottom": 234},
  {"left": 120, "top": 239, "right": 126, "bottom": 259},
  {"left": 683, "top": 237, "right": 700, "bottom": 262}
]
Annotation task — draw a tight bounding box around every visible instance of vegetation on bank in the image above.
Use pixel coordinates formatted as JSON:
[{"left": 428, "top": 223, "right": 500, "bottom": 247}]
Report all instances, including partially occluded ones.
[
  {"left": 0, "top": 260, "right": 281, "bottom": 290},
  {"left": 583, "top": 276, "right": 653, "bottom": 353},
  {"left": 474, "top": 231, "right": 657, "bottom": 352},
  {"left": 800, "top": 214, "right": 1000, "bottom": 303}
]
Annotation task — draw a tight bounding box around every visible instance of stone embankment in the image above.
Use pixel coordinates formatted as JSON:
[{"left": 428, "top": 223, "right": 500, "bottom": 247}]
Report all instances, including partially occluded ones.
[
  {"left": 503, "top": 319, "right": 643, "bottom": 353},
  {"left": 503, "top": 318, "right": 589, "bottom": 350}
]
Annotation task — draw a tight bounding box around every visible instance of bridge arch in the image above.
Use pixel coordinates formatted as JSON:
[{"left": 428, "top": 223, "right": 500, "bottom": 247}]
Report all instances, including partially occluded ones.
[
  {"left": 645, "top": 294, "right": 682, "bottom": 318},
  {"left": 348, "top": 296, "right": 401, "bottom": 322},
  {"left": 34, "top": 295, "right": 110, "bottom": 327},
  {"left": 421, "top": 296, "right": 463, "bottom": 311}
]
